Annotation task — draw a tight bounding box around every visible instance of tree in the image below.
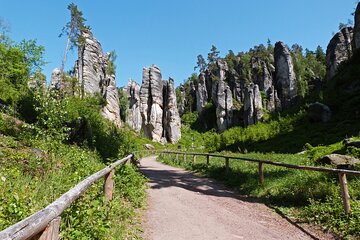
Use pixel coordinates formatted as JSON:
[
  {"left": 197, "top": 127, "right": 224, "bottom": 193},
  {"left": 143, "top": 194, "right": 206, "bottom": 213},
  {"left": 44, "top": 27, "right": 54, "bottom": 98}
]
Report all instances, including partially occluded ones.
[
  {"left": 106, "top": 50, "right": 117, "bottom": 75},
  {"left": 194, "top": 54, "right": 207, "bottom": 72},
  {"left": 207, "top": 45, "right": 220, "bottom": 64},
  {"left": 59, "top": 3, "right": 88, "bottom": 73},
  {"left": 16, "top": 39, "right": 46, "bottom": 74}
]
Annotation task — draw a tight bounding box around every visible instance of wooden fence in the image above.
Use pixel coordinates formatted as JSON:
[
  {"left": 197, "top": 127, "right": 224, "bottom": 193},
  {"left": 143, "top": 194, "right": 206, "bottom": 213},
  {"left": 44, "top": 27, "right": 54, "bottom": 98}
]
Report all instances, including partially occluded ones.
[
  {"left": 159, "top": 150, "right": 360, "bottom": 215},
  {"left": 0, "top": 154, "right": 135, "bottom": 240}
]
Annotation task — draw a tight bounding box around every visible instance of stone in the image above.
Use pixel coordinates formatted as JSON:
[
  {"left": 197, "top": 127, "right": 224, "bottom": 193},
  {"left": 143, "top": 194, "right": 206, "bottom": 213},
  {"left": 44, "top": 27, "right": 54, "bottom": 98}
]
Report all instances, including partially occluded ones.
[
  {"left": 178, "top": 85, "right": 186, "bottom": 116},
  {"left": 74, "top": 29, "right": 121, "bottom": 127},
  {"left": 251, "top": 57, "right": 273, "bottom": 93},
  {"left": 126, "top": 80, "right": 142, "bottom": 132},
  {"left": 140, "top": 65, "right": 181, "bottom": 143},
  {"left": 212, "top": 79, "right": 233, "bottom": 132},
  {"left": 244, "top": 84, "right": 264, "bottom": 126},
  {"left": 144, "top": 143, "right": 155, "bottom": 150},
  {"left": 196, "top": 72, "right": 208, "bottom": 114},
  {"left": 50, "top": 68, "right": 62, "bottom": 90},
  {"left": 344, "top": 139, "right": 360, "bottom": 148},
  {"left": 140, "top": 65, "right": 164, "bottom": 142},
  {"left": 317, "top": 154, "right": 360, "bottom": 168},
  {"left": 164, "top": 78, "right": 181, "bottom": 143},
  {"left": 266, "top": 86, "right": 281, "bottom": 112},
  {"left": 353, "top": 3, "right": 360, "bottom": 50},
  {"left": 274, "top": 41, "right": 297, "bottom": 108},
  {"left": 307, "top": 102, "right": 331, "bottom": 123},
  {"left": 326, "top": 27, "right": 353, "bottom": 80}
]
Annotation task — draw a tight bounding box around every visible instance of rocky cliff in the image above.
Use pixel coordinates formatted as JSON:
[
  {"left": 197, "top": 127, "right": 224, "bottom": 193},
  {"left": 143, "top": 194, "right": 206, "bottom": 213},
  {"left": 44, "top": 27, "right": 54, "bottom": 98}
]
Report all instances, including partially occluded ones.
[
  {"left": 326, "top": 27, "right": 353, "bottom": 80},
  {"left": 126, "top": 80, "right": 142, "bottom": 132},
  {"left": 139, "top": 65, "right": 181, "bottom": 143},
  {"left": 274, "top": 41, "right": 297, "bottom": 108},
  {"left": 74, "top": 29, "right": 121, "bottom": 128}
]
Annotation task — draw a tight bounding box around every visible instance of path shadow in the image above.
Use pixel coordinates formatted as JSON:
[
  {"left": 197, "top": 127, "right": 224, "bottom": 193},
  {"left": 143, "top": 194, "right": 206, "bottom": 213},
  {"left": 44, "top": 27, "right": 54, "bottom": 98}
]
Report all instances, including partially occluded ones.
[
  {"left": 139, "top": 162, "right": 261, "bottom": 204},
  {"left": 139, "top": 157, "right": 324, "bottom": 240}
]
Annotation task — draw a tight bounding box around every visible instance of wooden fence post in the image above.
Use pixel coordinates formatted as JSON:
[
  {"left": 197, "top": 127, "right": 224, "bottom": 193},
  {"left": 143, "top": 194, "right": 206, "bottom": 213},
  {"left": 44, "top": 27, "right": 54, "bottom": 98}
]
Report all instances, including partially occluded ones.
[
  {"left": 225, "top": 157, "right": 229, "bottom": 174},
  {"left": 258, "top": 162, "right": 264, "bottom": 184},
  {"left": 339, "top": 173, "right": 351, "bottom": 214},
  {"left": 33, "top": 217, "right": 61, "bottom": 240},
  {"left": 104, "top": 170, "right": 115, "bottom": 202},
  {"left": 192, "top": 155, "right": 196, "bottom": 164},
  {"left": 183, "top": 154, "right": 186, "bottom": 162},
  {"left": 206, "top": 155, "right": 210, "bottom": 165},
  {"left": 176, "top": 153, "right": 179, "bottom": 161}
]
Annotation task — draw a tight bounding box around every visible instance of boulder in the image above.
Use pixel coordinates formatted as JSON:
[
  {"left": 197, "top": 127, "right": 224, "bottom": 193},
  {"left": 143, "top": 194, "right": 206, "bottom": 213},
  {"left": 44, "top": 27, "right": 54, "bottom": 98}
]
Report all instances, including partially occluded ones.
[
  {"left": 326, "top": 27, "right": 353, "bottom": 80},
  {"left": 307, "top": 102, "right": 331, "bottom": 123},
  {"left": 344, "top": 139, "right": 360, "bottom": 148},
  {"left": 317, "top": 154, "right": 360, "bottom": 169},
  {"left": 144, "top": 143, "right": 155, "bottom": 150},
  {"left": 274, "top": 41, "right": 297, "bottom": 109}
]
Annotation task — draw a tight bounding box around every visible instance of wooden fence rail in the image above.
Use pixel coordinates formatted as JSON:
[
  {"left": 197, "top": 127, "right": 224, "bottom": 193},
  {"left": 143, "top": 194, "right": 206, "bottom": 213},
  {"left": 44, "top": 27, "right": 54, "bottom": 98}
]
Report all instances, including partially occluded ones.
[
  {"left": 0, "top": 154, "right": 135, "bottom": 240},
  {"left": 158, "top": 150, "right": 360, "bottom": 214}
]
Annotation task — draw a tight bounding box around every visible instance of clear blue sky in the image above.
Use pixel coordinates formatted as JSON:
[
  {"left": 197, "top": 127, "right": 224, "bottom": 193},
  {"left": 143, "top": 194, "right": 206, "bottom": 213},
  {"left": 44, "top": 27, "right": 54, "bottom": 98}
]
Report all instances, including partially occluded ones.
[{"left": 0, "top": 0, "right": 358, "bottom": 87}]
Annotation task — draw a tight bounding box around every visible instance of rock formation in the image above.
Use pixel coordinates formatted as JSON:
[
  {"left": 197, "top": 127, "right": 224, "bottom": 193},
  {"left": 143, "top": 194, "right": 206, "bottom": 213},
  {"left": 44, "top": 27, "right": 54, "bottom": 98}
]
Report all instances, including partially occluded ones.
[
  {"left": 74, "top": 29, "right": 121, "bottom": 128},
  {"left": 165, "top": 78, "right": 181, "bottom": 143},
  {"left": 353, "top": 3, "right": 360, "bottom": 50},
  {"left": 251, "top": 57, "right": 273, "bottom": 93},
  {"left": 126, "top": 80, "right": 142, "bottom": 132},
  {"left": 274, "top": 41, "right": 297, "bottom": 108},
  {"left": 326, "top": 27, "right": 353, "bottom": 80},
  {"left": 178, "top": 85, "right": 186, "bottom": 116},
  {"left": 244, "top": 84, "right": 264, "bottom": 126},
  {"left": 266, "top": 86, "right": 281, "bottom": 112},
  {"left": 139, "top": 65, "right": 181, "bottom": 143},
  {"left": 50, "top": 68, "right": 62, "bottom": 90},
  {"left": 307, "top": 102, "right": 331, "bottom": 123},
  {"left": 212, "top": 80, "right": 233, "bottom": 132},
  {"left": 196, "top": 72, "right": 208, "bottom": 114}
]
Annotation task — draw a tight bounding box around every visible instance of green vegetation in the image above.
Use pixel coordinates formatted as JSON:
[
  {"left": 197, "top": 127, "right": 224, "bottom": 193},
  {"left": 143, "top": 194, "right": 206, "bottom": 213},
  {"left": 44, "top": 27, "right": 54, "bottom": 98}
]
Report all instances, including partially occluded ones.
[{"left": 0, "top": 18, "right": 148, "bottom": 239}]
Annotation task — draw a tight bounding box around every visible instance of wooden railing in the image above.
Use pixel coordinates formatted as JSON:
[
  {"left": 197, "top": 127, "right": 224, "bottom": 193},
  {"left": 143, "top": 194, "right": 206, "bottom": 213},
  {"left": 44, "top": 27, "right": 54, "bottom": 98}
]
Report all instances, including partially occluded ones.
[
  {"left": 158, "top": 150, "right": 360, "bottom": 215},
  {"left": 0, "top": 153, "right": 135, "bottom": 240}
]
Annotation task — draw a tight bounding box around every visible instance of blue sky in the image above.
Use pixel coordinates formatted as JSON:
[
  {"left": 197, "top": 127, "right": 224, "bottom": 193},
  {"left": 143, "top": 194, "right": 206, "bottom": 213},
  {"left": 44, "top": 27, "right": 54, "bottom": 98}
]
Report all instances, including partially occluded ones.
[{"left": 0, "top": 0, "right": 358, "bottom": 87}]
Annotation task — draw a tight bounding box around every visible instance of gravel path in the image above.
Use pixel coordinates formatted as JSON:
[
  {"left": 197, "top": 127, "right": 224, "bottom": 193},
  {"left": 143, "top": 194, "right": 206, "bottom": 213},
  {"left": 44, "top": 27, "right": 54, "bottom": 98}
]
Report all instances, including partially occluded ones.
[{"left": 140, "top": 156, "right": 319, "bottom": 240}]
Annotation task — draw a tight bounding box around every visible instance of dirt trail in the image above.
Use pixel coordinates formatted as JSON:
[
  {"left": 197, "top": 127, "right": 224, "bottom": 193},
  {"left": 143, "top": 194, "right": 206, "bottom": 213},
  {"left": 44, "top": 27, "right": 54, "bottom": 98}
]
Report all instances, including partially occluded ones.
[{"left": 140, "top": 156, "right": 322, "bottom": 240}]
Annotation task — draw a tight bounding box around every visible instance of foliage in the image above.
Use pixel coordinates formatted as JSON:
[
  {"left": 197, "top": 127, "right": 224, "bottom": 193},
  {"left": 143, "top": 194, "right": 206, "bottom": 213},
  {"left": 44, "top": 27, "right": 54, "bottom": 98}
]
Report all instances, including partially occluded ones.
[
  {"left": 106, "top": 50, "right": 117, "bottom": 76},
  {"left": 118, "top": 87, "right": 128, "bottom": 122}
]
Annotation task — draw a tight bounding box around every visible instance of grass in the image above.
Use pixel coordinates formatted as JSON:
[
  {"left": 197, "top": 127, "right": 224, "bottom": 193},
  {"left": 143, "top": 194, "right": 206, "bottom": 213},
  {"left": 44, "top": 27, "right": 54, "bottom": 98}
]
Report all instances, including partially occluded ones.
[
  {"left": 0, "top": 128, "right": 147, "bottom": 239},
  {"left": 159, "top": 149, "right": 360, "bottom": 239}
]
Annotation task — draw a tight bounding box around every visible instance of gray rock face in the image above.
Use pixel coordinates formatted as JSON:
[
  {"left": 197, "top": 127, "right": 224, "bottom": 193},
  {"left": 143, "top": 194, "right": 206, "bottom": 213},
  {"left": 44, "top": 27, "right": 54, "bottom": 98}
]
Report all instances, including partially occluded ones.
[
  {"left": 353, "top": 3, "right": 360, "bottom": 50},
  {"left": 317, "top": 154, "right": 360, "bottom": 168},
  {"left": 244, "top": 84, "right": 264, "bottom": 126},
  {"left": 140, "top": 65, "right": 181, "bottom": 143},
  {"left": 140, "top": 66, "right": 164, "bottom": 142},
  {"left": 266, "top": 86, "right": 281, "bottom": 112},
  {"left": 165, "top": 78, "right": 181, "bottom": 143},
  {"left": 326, "top": 27, "right": 353, "bottom": 80},
  {"left": 307, "top": 102, "right": 331, "bottom": 123},
  {"left": 75, "top": 29, "right": 121, "bottom": 128},
  {"left": 251, "top": 57, "right": 273, "bottom": 93},
  {"left": 126, "top": 80, "right": 142, "bottom": 132},
  {"left": 212, "top": 79, "right": 233, "bottom": 132},
  {"left": 178, "top": 85, "right": 186, "bottom": 116},
  {"left": 50, "top": 68, "right": 62, "bottom": 90},
  {"left": 274, "top": 41, "right": 297, "bottom": 108},
  {"left": 196, "top": 72, "right": 208, "bottom": 114}
]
